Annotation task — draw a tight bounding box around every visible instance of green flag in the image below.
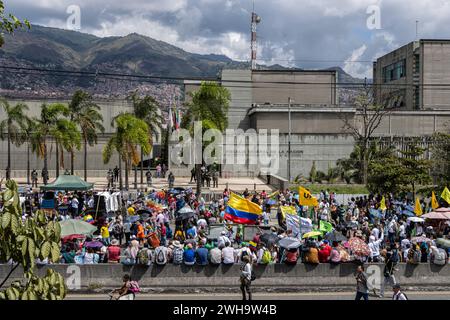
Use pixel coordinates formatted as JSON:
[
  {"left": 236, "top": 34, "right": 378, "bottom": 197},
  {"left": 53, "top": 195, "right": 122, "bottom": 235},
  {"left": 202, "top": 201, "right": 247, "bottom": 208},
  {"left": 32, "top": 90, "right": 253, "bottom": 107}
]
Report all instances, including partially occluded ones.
[{"left": 319, "top": 220, "right": 333, "bottom": 234}]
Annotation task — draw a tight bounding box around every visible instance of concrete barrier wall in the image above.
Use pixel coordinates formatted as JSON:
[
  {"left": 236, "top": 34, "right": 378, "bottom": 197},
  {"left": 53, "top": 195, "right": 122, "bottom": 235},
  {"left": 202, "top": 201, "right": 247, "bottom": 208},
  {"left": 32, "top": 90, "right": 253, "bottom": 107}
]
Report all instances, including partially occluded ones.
[{"left": 1, "top": 263, "right": 449, "bottom": 292}]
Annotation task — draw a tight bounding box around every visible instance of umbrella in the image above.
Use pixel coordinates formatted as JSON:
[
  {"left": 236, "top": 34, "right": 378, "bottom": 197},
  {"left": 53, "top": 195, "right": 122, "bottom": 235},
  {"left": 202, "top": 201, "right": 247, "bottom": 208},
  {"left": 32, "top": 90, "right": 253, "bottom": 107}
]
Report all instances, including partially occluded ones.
[
  {"left": 407, "top": 217, "right": 425, "bottom": 223},
  {"left": 348, "top": 237, "right": 370, "bottom": 256},
  {"left": 177, "top": 206, "right": 196, "bottom": 220},
  {"left": 61, "top": 234, "right": 85, "bottom": 242},
  {"left": 302, "top": 231, "right": 322, "bottom": 239},
  {"left": 436, "top": 238, "right": 450, "bottom": 249},
  {"left": 137, "top": 209, "right": 152, "bottom": 217},
  {"left": 411, "top": 236, "right": 431, "bottom": 244},
  {"left": 325, "top": 230, "right": 347, "bottom": 242},
  {"left": 369, "top": 208, "right": 383, "bottom": 218},
  {"left": 84, "top": 241, "right": 104, "bottom": 249},
  {"left": 401, "top": 210, "right": 415, "bottom": 217},
  {"left": 422, "top": 211, "right": 450, "bottom": 220},
  {"left": 125, "top": 216, "right": 140, "bottom": 223},
  {"left": 260, "top": 233, "right": 279, "bottom": 247},
  {"left": 59, "top": 219, "right": 97, "bottom": 237},
  {"left": 279, "top": 237, "right": 302, "bottom": 249},
  {"left": 266, "top": 199, "right": 277, "bottom": 205}
]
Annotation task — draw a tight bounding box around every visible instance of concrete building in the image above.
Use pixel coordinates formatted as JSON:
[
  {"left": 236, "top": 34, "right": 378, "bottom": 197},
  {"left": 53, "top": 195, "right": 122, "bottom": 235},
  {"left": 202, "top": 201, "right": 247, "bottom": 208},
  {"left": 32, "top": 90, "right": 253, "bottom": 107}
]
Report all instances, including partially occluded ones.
[
  {"left": 373, "top": 39, "right": 450, "bottom": 110},
  {"left": 0, "top": 97, "right": 162, "bottom": 179}
]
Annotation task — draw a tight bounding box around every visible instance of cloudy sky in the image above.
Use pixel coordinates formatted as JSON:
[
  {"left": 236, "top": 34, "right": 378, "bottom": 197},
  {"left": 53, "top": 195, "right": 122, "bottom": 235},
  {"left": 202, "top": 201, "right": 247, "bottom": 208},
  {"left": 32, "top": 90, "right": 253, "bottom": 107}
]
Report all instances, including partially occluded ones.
[{"left": 6, "top": 0, "right": 450, "bottom": 78}]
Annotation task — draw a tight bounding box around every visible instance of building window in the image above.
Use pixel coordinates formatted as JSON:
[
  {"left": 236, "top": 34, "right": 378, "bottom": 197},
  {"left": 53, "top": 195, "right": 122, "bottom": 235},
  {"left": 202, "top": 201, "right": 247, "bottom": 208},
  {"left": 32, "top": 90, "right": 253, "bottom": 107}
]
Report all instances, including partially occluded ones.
[{"left": 382, "top": 59, "right": 406, "bottom": 83}]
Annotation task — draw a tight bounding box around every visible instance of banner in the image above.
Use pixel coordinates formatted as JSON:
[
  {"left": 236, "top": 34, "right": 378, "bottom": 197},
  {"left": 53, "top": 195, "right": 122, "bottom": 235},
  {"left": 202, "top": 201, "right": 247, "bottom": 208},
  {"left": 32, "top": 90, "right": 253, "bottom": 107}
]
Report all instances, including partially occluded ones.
[
  {"left": 300, "top": 217, "right": 313, "bottom": 234},
  {"left": 280, "top": 205, "right": 297, "bottom": 219},
  {"left": 319, "top": 220, "right": 333, "bottom": 234},
  {"left": 285, "top": 214, "right": 300, "bottom": 238},
  {"left": 431, "top": 191, "right": 439, "bottom": 210},
  {"left": 298, "top": 186, "right": 319, "bottom": 207}
]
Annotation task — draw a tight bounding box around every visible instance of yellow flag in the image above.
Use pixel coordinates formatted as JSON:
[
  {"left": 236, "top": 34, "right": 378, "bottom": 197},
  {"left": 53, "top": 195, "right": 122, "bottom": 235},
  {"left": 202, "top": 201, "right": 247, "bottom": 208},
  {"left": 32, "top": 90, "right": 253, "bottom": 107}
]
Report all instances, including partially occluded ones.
[
  {"left": 379, "top": 196, "right": 387, "bottom": 211},
  {"left": 441, "top": 187, "right": 450, "bottom": 205},
  {"left": 298, "top": 186, "right": 319, "bottom": 207},
  {"left": 414, "top": 197, "right": 423, "bottom": 216},
  {"left": 431, "top": 191, "right": 439, "bottom": 210}
]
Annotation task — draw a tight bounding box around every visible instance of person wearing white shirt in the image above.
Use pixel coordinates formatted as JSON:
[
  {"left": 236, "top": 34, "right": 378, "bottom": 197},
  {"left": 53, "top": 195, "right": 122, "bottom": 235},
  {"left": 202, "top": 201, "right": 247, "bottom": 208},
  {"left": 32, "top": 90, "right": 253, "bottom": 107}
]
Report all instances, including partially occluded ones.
[
  {"left": 217, "top": 231, "right": 231, "bottom": 249},
  {"left": 368, "top": 231, "right": 384, "bottom": 262},
  {"left": 371, "top": 226, "right": 380, "bottom": 240},
  {"left": 156, "top": 212, "right": 165, "bottom": 226},
  {"left": 392, "top": 284, "right": 408, "bottom": 300},
  {"left": 221, "top": 243, "right": 235, "bottom": 264}
]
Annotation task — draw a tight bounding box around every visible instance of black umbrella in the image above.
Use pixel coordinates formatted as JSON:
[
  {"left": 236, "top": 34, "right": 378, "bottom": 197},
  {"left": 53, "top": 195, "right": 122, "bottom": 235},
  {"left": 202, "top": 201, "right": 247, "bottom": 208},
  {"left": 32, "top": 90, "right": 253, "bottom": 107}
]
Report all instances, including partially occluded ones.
[
  {"left": 324, "top": 230, "right": 347, "bottom": 243},
  {"left": 176, "top": 206, "right": 196, "bottom": 221},
  {"left": 260, "top": 233, "right": 279, "bottom": 247}
]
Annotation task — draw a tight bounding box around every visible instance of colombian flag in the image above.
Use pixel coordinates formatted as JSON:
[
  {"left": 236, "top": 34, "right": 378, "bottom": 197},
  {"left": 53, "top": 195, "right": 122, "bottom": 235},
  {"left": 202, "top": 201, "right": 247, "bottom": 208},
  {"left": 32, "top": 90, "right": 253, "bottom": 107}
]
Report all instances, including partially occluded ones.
[{"left": 225, "top": 193, "right": 262, "bottom": 225}]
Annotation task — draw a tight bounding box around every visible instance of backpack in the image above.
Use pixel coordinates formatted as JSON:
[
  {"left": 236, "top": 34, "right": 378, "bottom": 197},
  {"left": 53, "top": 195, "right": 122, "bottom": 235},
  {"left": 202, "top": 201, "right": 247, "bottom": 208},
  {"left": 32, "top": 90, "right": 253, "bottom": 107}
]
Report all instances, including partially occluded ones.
[
  {"left": 433, "top": 248, "right": 447, "bottom": 266},
  {"left": 155, "top": 247, "right": 167, "bottom": 265},
  {"left": 261, "top": 249, "right": 272, "bottom": 264},
  {"left": 286, "top": 251, "right": 298, "bottom": 264},
  {"left": 172, "top": 247, "right": 184, "bottom": 265},
  {"left": 409, "top": 250, "right": 421, "bottom": 264},
  {"left": 147, "top": 232, "right": 160, "bottom": 248},
  {"left": 129, "top": 281, "right": 140, "bottom": 293},
  {"left": 113, "top": 223, "right": 123, "bottom": 235},
  {"left": 137, "top": 248, "right": 150, "bottom": 266},
  {"left": 390, "top": 249, "right": 399, "bottom": 264}
]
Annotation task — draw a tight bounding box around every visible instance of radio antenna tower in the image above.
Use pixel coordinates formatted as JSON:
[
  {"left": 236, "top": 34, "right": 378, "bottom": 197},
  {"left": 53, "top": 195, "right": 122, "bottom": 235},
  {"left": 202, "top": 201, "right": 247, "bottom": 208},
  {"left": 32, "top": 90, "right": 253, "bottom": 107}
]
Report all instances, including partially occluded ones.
[{"left": 251, "top": 0, "right": 261, "bottom": 70}]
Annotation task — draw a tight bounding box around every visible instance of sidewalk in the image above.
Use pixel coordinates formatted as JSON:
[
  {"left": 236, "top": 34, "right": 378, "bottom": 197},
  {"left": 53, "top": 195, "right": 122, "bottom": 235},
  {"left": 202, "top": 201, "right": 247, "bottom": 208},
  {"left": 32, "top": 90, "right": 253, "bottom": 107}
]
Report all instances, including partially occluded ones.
[{"left": 12, "top": 176, "right": 275, "bottom": 193}]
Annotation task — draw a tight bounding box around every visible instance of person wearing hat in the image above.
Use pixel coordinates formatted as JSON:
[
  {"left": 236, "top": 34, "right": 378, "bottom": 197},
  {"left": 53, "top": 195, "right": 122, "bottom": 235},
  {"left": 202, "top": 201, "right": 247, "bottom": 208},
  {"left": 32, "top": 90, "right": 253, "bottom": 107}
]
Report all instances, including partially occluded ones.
[
  {"left": 217, "top": 231, "right": 231, "bottom": 249},
  {"left": 392, "top": 284, "right": 408, "bottom": 300},
  {"left": 107, "top": 239, "right": 121, "bottom": 263}
]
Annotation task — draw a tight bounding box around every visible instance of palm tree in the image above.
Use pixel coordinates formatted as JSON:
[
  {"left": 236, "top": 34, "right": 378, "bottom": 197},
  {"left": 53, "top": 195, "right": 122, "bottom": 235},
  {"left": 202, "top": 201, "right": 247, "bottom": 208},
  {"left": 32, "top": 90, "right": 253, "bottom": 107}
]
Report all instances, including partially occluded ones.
[
  {"left": 0, "top": 99, "right": 29, "bottom": 179},
  {"left": 53, "top": 120, "right": 81, "bottom": 176},
  {"left": 69, "top": 90, "right": 105, "bottom": 180},
  {"left": 127, "top": 92, "right": 163, "bottom": 188},
  {"left": 23, "top": 117, "right": 36, "bottom": 185},
  {"left": 103, "top": 113, "right": 151, "bottom": 190},
  {"left": 29, "top": 103, "right": 76, "bottom": 184},
  {"left": 181, "top": 82, "right": 230, "bottom": 197}
]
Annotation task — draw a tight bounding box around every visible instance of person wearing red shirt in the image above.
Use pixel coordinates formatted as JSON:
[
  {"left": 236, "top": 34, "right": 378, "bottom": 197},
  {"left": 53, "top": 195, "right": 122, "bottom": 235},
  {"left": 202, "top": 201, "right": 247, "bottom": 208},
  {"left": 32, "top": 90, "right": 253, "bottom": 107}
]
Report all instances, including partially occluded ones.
[
  {"left": 107, "top": 239, "right": 121, "bottom": 263},
  {"left": 318, "top": 240, "right": 332, "bottom": 263}
]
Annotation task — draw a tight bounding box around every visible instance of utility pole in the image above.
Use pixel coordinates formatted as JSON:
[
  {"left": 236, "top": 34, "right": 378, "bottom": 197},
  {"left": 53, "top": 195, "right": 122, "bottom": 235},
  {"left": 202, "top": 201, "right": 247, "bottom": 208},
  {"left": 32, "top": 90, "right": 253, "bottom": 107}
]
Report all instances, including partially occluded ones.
[{"left": 288, "top": 97, "right": 292, "bottom": 182}]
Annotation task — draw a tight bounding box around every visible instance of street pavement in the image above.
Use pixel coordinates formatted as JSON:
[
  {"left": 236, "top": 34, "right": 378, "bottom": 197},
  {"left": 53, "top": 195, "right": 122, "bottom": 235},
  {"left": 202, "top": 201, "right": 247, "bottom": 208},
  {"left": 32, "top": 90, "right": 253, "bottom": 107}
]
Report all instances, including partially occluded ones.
[
  {"left": 66, "top": 291, "right": 450, "bottom": 300},
  {"left": 14, "top": 176, "right": 274, "bottom": 192}
]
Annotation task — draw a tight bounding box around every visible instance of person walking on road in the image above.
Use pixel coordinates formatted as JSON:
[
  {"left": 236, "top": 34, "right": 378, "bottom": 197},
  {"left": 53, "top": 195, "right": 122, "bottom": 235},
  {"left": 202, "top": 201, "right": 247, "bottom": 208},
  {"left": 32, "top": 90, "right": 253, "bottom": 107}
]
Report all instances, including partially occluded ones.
[
  {"left": 240, "top": 255, "right": 253, "bottom": 300},
  {"left": 392, "top": 284, "right": 408, "bottom": 300},
  {"left": 355, "top": 265, "right": 369, "bottom": 301}
]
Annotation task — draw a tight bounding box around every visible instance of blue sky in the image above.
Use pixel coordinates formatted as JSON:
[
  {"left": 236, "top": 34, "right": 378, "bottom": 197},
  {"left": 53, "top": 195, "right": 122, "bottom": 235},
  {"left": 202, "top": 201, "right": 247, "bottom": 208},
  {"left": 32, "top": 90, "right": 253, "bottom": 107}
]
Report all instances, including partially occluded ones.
[{"left": 6, "top": 0, "right": 450, "bottom": 78}]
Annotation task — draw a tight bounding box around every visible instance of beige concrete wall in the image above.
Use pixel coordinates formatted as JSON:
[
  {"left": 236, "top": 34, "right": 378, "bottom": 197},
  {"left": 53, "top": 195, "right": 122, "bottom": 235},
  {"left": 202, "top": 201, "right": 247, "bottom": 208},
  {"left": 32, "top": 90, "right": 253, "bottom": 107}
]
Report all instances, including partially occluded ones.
[
  {"left": 251, "top": 70, "right": 337, "bottom": 105},
  {"left": 422, "top": 41, "right": 450, "bottom": 110}
]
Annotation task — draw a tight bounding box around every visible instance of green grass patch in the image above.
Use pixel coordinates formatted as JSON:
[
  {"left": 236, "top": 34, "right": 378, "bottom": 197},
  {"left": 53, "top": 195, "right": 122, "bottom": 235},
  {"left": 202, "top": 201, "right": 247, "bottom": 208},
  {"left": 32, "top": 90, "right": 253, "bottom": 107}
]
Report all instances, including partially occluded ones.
[{"left": 291, "top": 184, "right": 369, "bottom": 194}]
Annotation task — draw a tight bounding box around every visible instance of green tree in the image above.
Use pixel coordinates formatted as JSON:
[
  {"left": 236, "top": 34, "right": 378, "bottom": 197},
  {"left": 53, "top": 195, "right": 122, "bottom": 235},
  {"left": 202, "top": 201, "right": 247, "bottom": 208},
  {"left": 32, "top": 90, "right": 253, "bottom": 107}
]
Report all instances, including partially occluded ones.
[
  {"left": 0, "top": 99, "right": 29, "bottom": 179},
  {"left": 29, "top": 103, "right": 75, "bottom": 184},
  {"left": 367, "top": 146, "right": 405, "bottom": 194},
  {"left": 399, "top": 142, "right": 432, "bottom": 196},
  {"left": 69, "top": 90, "right": 105, "bottom": 180},
  {"left": 127, "top": 92, "right": 163, "bottom": 188},
  {"left": 431, "top": 132, "right": 450, "bottom": 187},
  {"left": 53, "top": 120, "right": 81, "bottom": 177},
  {"left": 339, "top": 88, "right": 393, "bottom": 184},
  {"left": 103, "top": 114, "right": 151, "bottom": 190},
  {"left": 0, "top": 1, "right": 30, "bottom": 47},
  {"left": 181, "top": 82, "right": 230, "bottom": 197},
  {"left": 0, "top": 180, "right": 66, "bottom": 300}
]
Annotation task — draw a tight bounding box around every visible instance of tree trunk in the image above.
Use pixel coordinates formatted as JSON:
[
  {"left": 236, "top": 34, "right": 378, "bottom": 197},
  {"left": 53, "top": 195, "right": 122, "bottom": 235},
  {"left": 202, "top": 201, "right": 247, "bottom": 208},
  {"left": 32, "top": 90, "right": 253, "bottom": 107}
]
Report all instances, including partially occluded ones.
[
  {"left": 119, "top": 153, "right": 123, "bottom": 190},
  {"left": 0, "top": 263, "right": 19, "bottom": 289},
  {"left": 140, "top": 146, "right": 144, "bottom": 185},
  {"left": 125, "top": 159, "right": 129, "bottom": 190},
  {"left": 6, "top": 131, "right": 10, "bottom": 180},
  {"left": 362, "top": 140, "right": 368, "bottom": 185},
  {"left": 83, "top": 137, "right": 88, "bottom": 181},
  {"left": 70, "top": 151, "right": 74, "bottom": 175},
  {"left": 134, "top": 165, "right": 138, "bottom": 190},
  {"left": 196, "top": 163, "right": 202, "bottom": 198},
  {"left": 43, "top": 142, "right": 48, "bottom": 185},
  {"left": 55, "top": 142, "right": 60, "bottom": 178},
  {"left": 27, "top": 142, "right": 30, "bottom": 185}
]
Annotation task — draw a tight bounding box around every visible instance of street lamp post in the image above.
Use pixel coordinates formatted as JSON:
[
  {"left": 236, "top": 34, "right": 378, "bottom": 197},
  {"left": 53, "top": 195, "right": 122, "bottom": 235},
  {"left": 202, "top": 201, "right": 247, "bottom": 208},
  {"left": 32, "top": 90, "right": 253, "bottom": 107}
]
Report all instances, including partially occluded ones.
[{"left": 288, "top": 97, "right": 292, "bottom": 182}]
